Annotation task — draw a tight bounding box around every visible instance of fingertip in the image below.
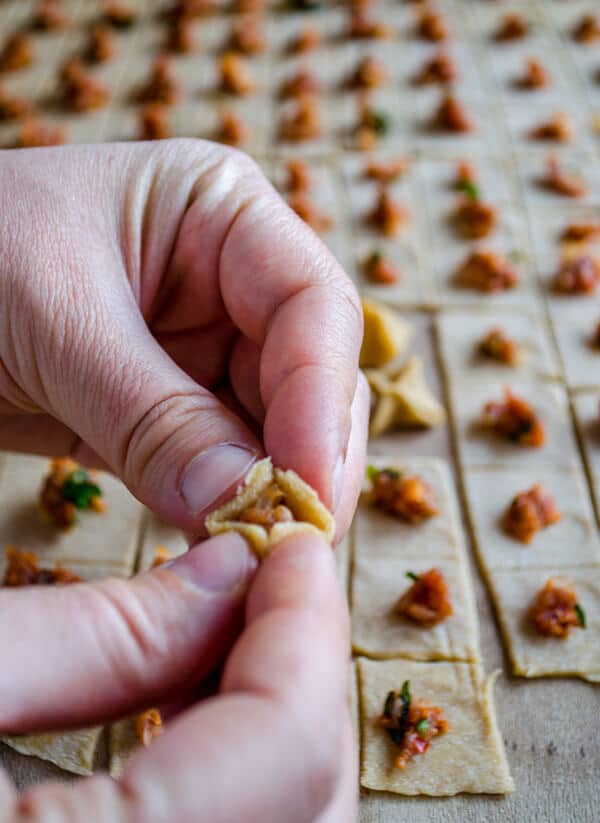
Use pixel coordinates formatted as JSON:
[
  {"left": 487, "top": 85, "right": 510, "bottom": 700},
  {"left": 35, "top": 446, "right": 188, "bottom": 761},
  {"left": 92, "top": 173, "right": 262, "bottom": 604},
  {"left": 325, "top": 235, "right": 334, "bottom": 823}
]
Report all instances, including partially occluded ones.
[
  {"left": 165, "top": 532, "right": 258, "bottom": 594},
  {"left": 264, "top": 370, "right": 351, "bottom": 510},
  {"left": 246, "top": 533, "right": 339, "bottom": 623}
]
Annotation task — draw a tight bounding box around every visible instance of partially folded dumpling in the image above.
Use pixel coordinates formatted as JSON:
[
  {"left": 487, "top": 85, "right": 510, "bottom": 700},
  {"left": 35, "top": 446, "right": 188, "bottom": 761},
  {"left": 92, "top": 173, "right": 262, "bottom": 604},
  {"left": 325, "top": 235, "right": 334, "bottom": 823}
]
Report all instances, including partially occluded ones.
[{"left": 205, "top": 458, "right": 335, "bottom": 558}]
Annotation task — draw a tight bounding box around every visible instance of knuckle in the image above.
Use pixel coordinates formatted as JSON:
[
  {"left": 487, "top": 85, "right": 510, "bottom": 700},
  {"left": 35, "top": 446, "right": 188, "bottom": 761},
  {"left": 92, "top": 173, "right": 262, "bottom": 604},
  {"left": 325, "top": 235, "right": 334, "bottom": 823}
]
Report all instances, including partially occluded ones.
[
  {"left": 91, "top": 579, "right": 168, "bottom": 690},
  {"left": 339, "top": 278, "right": 363, "bottom": 339},
  {"left": 118, "top": 387, "right": 210, "bottom": 487},
  {"left": 222, "top": 145, "right": 263, "bottom": 181}
]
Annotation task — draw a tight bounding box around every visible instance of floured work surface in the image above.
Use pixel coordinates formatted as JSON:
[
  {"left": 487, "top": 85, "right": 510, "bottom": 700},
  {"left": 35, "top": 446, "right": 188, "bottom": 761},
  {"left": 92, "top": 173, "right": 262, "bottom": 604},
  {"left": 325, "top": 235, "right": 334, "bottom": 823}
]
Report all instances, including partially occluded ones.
[{"left": 1, "top": 0, "right": 600, "bottom": 820}]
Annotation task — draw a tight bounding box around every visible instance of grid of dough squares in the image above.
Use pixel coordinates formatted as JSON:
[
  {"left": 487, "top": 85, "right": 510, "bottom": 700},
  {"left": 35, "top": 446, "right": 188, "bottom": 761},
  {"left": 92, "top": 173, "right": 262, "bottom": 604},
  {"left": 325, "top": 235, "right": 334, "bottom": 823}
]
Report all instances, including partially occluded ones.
[
  {"left": 351, "top": 457, "right": 512, "bottom": 795},
  {"left": 2, "top": 0, "right": 600, "bottom": 805},
  {"left": 438, "top": 313, "right": 600, "bottom": 681}
]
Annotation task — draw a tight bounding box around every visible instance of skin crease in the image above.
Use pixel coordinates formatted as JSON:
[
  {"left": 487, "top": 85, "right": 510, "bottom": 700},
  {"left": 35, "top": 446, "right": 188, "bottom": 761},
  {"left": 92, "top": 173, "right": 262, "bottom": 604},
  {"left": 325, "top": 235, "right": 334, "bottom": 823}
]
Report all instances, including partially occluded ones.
[{"left": 0, "top": 141, "right": 368, "bottom": 822}]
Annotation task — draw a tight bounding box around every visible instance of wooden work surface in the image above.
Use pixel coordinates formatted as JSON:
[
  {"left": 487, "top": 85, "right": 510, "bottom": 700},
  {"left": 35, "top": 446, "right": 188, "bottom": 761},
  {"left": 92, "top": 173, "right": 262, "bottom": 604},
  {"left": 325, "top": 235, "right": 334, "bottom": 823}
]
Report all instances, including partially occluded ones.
[{"left": 0, "top": 1, "right": 599, "bottom": 820}]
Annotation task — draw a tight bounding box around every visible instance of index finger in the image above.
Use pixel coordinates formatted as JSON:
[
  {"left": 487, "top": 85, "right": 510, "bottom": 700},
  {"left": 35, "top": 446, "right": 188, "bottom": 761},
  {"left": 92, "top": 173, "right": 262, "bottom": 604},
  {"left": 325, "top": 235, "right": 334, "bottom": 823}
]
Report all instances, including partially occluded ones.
[{"left": 219, "top": 160, "right": 363, "bottom": 508}]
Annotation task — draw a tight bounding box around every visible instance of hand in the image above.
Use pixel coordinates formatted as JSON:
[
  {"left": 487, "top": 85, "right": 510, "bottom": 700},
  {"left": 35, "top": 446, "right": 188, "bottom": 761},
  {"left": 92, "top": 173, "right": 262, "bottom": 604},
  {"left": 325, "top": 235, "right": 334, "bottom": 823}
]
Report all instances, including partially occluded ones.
[
  {"left": 0, "top": 534, "right": 358, "bottom": 822},
  {"left": 0, "top": 141, "right": 367, "bottom": 820},
  {"left": 0, "top": 140, "right": 366, "bottom": 536}
]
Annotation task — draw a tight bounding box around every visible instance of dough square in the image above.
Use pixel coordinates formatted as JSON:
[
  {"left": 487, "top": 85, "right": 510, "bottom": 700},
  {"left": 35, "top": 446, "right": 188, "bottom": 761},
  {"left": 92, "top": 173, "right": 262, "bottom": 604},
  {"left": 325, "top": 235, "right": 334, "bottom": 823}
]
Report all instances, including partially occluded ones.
[
  {"left": 488, "top": 568, "right": 600, "bottom": 681},
  {"left": 505, "top": 99, "right": 594, "bottom": 153},
  {"left": 137, "top": 512, "right": 188, "bottom": 573},
  {"left": 0, "top": 728, "right": 102, "bottom": 777},
  {"left": 355, "top": 458, "right": 463, "bottom": 564},
  {"left": 487, "top": 32, "right": 574, "bottom": 106},
  {"left": 437, "top": 308, "right": 560, "bottom": 381},
  {"left": 277, "top": 160, "right": 345, "bottom": 243},
  {"left": 418, "top": 153, "right": 518, "bottom": 215},
  {"left": 350, "top": 237, "right": 432, "bottom": 308},
  {"left": 268, "top": 7, "right": 347, "bottom": 55},
  {"left": 429, "top": 235, "right": 537, "bottom": 309},
  {"left": 352, "top": 557, "right": 480, "bottom": 662},
  {"left": 339, "top": 87, "right": 416, "bottom": 153},
  {"left": 0, "top": 452, "right": 143, "bottom": 572},
  {"left": 548, "top": 295, "right": 600, "bottom": 390},
  {"left": 357, "top": 658, "right": 514, "bottom": 796},
  {"left": 516, "top": 149, "right": 600, "bottom": 208},
  {"left": 468, "top": 0, "right": 542, "bottom": 37},
  {"left": 447, "top": 377, "right": 580, "bottom": 470},
  {"left": 343, "top": 160, "right": 421, "bottom": 245},
  {"left": 463, "top": 467, "right": 600, "bottom": 571},
  {"left": 528, "top": 205, "right": 600, "bottom": 261},
  {"left": 411, "top": 92, "right": 502, "bottom": 155},
  {"left": 273, "top": 93, "right": 345, "bottom": 157}
]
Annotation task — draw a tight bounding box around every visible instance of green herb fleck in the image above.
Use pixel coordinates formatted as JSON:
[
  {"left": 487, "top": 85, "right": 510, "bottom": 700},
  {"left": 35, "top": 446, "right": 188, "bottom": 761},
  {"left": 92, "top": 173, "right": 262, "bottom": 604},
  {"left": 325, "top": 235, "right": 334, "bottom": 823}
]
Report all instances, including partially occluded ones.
[
  {"left": 63, "top": 469, "right": 102, "bottom": 511},
  {"left": 406, "top": 571, "right": 420, "bottom": 582},
  {"left": 383, "top": 690, "right": 395, "bottom": 718},
  {"left": 368, "top": 250, "right": 383, "bottom": 264},
  {"left": 383, "top": 681, "right": 412, "bottom": 745},
  {"left": 381, "top": 467, "right": 400, "bottom": 480},
  {"left": 371, "top": 110, "right": 392, "bottom": 136},
  {"left": 575, "top": 603, "right": 586, "bottom": 628},
  {"left": 508, "top": 249, "right": 525, "bottom": 263},
  {"left": 366, "top": 464, "right": 380, "bottom": 482},
  {"left": 457, "top": 179, "right": 479, "bottom": 200},
  {"left": 415, "top": 718, "right": 430, "bottom": 735},
  {"left": 400, "top": 680, "right": 411, "bottom": 709}
]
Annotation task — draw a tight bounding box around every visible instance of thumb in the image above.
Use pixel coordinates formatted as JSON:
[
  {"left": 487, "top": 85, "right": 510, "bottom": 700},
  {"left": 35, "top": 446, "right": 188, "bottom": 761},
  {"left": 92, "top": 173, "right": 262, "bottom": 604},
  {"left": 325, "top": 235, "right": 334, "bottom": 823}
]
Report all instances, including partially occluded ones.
[
  {"left": 0, "top": 533, "right": 256, "bottom": 734},
  {"left": 45, "top": 298, "right": 260, "bottom": 531}
]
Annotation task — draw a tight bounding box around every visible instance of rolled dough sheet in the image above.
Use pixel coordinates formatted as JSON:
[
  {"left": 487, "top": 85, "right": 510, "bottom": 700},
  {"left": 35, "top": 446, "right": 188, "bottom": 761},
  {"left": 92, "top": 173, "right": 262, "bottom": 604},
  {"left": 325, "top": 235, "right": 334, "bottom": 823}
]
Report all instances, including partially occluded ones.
[
  {"left": 444, "top": 376, "right": 580, "bottom": 470},
  {"left": 437, "top": 308, "right": 561, "bottom": 382},
  {"left": 487, "top": 568, "right": 600, "bottom": 682},
  {"left": 463, "top": 466, "right": 600, "bottom": 572},
  {"left": 357, "top": 658, "right": 514, "bottom": 796},
  {"left": 352, "top": 457, "right": 480, "bottom": 662}
]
